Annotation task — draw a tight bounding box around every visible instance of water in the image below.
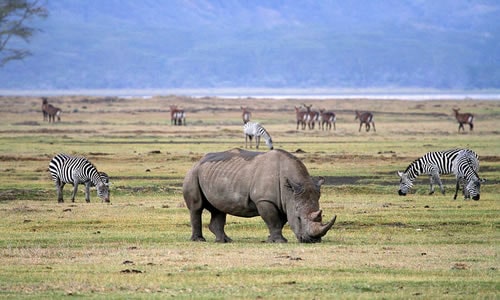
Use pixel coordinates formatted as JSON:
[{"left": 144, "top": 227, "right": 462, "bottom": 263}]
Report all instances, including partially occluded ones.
[{"left": 1, "top": 88, "right": 500, "bottom": 100}]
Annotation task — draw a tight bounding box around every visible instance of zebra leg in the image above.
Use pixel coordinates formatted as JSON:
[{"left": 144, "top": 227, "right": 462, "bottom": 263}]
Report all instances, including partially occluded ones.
[
  {"left": 372, "top": 122, "right": 376, "bottom": 132},
  {"left": 469, "top": 123, "right": 473, "bottom": 131},
  {"left": 366, "top": 123, "right": 370, "bottom": 132},
  {"left": 71, "top": 182, "right": 79, "bottom": 202},
  {"left": 428, "top": 175, "right": 435, "bottom": 195},
  {"left": 453, "top": 180, "right": 459, "bottom": 200},
  {"left": 256, "top": 136, "right": 260, "bottom": 149},
  {"left": 84, "top": 182, "right": 91, "bottom": 203},
  {"left": 208, "top": 210, "right": 232, "bottom": 243},
  {"left": 56, "top": 181, "right": 65, "bottom": 203},
  {"left": 358, "top": 123, "right": 362, "bottom": 132}
]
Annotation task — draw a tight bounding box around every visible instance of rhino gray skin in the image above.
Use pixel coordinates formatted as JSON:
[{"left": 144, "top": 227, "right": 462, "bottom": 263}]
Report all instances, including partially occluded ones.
[{"left": 183, "top": 148, "right": 336, "bottom": 243}]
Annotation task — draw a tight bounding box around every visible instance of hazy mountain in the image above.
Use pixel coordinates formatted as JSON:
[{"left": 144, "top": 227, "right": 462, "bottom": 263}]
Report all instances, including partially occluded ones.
[{"left": 1, "top": 0, "right": 499, "bottom": 91}]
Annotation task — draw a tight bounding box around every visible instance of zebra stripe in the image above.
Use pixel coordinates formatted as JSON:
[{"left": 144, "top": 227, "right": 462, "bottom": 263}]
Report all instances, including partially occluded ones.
[
  {"left": 452, "top": 149, "right": 483, "bottom": 200},
  {"left": 49, "top": 153, "right": 110, "bottom": 203},
  {"left": 397, "top": 148, "right": 478, "bottom": 197},
  {"left": 243, "top": 122, "right": 273, "bottom": 150}
]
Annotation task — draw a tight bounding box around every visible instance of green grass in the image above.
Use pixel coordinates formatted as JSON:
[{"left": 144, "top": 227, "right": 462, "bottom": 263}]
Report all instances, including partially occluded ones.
[{"left": 0, "top": 96, "right": 498, "bottom": 299}]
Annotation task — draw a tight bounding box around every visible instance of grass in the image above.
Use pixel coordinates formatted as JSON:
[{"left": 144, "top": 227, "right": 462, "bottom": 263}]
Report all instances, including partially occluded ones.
[{"left": 0, "top": 96, "right": 498, "bottom": 299}]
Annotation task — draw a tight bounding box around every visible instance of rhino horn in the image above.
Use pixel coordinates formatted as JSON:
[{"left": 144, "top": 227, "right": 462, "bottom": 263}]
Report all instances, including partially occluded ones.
[{"left": 308, "top": 210, "right": 336, "bottom": 238}]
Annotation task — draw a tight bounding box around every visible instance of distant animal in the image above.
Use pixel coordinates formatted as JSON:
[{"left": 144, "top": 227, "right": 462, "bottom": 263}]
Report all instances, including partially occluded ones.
[
  {"left": 41, "top": 97, "right": 49, "bottom": 121},
  {"left": 170, "top": 105, "right": 186, "bottom": 125},
  {"left": 302, "top": 104, "right": 319, "bottom": 129},
  {"left": 294, "top": 106, "right": 307, "bottom": 130},
  {"left": 243, "top": 122, "right": 273, "bottom": 150},
  {"left": 49, "top": 153, "right": 110, "bottom": 203},
  {"left": 355, "top": 111, "right": 375, "bottom": 132},
  {"left": 241, "top": 106, "right": 251, "bottom": 124},
  {"left": 452, "top": 149, "right": 484, "bottom": 200},
  {"left": 319, "top": 109, "right": 336, "bottom": 131},
  {"left": 452, "top": 108, "right": 474, "bottom": 132},
  {"left": 397, "top": 148, "right": 478, "bottom": 197},
  {"left": 182, "top": 148, "right": 336, "bottom": 243},
  {"left": 45, "top": 104, "right": 62, "bottom": 123}
]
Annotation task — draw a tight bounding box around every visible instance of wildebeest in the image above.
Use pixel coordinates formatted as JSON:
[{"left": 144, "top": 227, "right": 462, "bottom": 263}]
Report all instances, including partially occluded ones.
[{"left": 183, "top": 148, "right": 336, "bottom": 243}]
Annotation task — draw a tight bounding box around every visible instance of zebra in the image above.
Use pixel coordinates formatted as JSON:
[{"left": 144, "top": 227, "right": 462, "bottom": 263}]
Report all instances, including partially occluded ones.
[
  {"left": 452, "top": 149, "right": 484, "bottom": 200},
  {"left": 452, "top": 108, "right": 474, "bottom": 132},
  {"left": 397, "top": 148, "right": 478, "bottom": 196},
  {"left": 243, "top": 122, "right": 273, "bottom": 150},
  {"left": 355, "top": 111, "right": 375, "bottom": 132},
  {"left": 49, "top": 153, "right": 110, "bottom": 203}
]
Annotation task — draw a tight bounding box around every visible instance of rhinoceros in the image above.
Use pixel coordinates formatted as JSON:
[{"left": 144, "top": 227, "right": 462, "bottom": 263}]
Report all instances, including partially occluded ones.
[{"left": 182, "top": 148, "right": 336, "bottom": 243}]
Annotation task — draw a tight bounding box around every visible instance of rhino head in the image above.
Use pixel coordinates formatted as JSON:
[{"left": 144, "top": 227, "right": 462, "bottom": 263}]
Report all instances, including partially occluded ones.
[{"left": 286, "top": 176, "right": 336, "bottom": 243}]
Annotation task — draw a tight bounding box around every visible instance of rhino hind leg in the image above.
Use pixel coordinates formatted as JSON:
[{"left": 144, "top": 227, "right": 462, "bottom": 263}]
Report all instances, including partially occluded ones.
[
  {"left": 189, "top": 208, "right": 206, "bottom": 242},
  {"left": 208, "top": 210, "right": 232, "bottom": 243}
]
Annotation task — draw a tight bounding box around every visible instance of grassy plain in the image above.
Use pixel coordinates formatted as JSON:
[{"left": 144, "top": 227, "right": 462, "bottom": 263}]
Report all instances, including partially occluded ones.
[{"left": 0, "top": 95, "right": 498, "bottom": 299}]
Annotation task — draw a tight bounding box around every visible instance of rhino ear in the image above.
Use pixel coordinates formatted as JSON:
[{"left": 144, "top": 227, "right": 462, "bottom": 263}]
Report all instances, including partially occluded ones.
[{"left": 286, "top": 177, "right": 304, "bottom": 195}]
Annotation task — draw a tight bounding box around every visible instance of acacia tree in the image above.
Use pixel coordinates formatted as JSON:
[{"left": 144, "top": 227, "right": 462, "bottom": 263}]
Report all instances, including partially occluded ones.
[{"left": 0, "top": 0, "right": 47, "bottom": 66}]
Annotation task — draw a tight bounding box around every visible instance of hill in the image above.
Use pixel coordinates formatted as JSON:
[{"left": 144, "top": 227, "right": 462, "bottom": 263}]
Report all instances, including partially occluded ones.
[{"left": 1, "top": 0, "right": 499, "bottom": 90}]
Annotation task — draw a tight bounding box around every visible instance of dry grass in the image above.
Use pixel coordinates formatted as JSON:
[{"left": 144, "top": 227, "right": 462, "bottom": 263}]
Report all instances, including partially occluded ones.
[{"left": 0, "top": 95, "right": 498, "bottom": 298}]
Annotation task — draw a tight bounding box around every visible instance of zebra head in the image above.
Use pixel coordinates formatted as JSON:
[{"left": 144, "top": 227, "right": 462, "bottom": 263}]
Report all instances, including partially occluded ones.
[
  {"left": 464, "top": 174, "right": 485, "bottom": 201},
  {"left": 266, "top": 137, "right": 274, "bottom": 150},
  {"left": 96, "top": 181, "right": 110, "bottom": 203},
  {"left": 397, "top": 171, "right": 413, "bottom": 196}
]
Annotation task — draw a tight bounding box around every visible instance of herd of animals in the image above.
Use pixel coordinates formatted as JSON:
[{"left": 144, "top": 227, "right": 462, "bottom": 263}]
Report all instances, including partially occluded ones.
[{"left": 39, "top": 98, "right": 484, "bottom": 243}]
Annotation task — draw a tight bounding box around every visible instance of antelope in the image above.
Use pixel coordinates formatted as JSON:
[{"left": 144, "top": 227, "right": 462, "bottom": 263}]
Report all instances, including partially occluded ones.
[
  {"left": 452, "top": 108, "right": 474, "bottom": 132},
  {"left": 45, "top": 104, "right": 62, "bottom": 122},
  {"left": 170, "top": 105, "right": 186, "bottom": 125},
  {"left": 319, "top": 109, "right": 336, "bottom": 131},
  {"left": 241, "top": 106, "right": 251, "bottom": 124},
  {"left": 355, "top": 110, "right": 375, "bottom": 132},
  {"left": 42, "top": 97, "right": 49, "bottom": 121},
  {"left": 294, "top": 106, "right": 307, "bottom": 130},
  {"left": 302, "top": 104, "right": 319, "bottom": 129}
]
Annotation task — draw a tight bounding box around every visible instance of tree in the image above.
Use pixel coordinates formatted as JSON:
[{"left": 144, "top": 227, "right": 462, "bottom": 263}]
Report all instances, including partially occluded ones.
[{"left": 0, "top": 0, "right": 47, "bottom": 66}]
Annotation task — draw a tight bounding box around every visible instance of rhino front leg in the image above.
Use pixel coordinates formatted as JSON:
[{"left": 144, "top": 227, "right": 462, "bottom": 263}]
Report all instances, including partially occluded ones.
[
  {"left": 257, "top": 201, "right": 288, "bottom": 243},
  {"left": 208, "top": 210, "right": 232, "bottom": 243}
]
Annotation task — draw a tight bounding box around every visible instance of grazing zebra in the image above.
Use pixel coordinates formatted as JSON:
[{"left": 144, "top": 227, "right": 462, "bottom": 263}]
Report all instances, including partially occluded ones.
[
  {"left": 452, "top": 149, "right": 484, "bottom": 200},
  {"left": 45, "top": 104, "right": 62, "bottom": 123},
  {"left": 294, "top": 106, "right": 307, "bottom": 130},
  {"left": 243, "top": 122, "right": 273, "bottom": 150},
  {"left": 355, "top": 111, "right": 375, "bottom": 132},
  {"left": 49, "top": 153, "right": 110, "bottom": 203},
  {"left": 397, "top": 148, "right": 478, "bottom": 197},
  {"left": 452, "top": 108, "right": 474, "bottom": 132},
  {"left": 241, "top": 106, "right": 251, "bottom": 124},
  {"left": 319, "top": 109, "right": 336, "bottom": 131}
]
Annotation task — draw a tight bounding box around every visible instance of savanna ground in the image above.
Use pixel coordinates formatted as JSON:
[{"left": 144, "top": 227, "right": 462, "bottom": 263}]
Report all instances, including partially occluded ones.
[{"left": 0, "top": 95, "right": 498, "bottom": 299}]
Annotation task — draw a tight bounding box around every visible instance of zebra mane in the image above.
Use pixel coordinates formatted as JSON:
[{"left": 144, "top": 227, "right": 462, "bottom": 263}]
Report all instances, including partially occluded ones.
[
  {"left": 404, "top": 158, "right": 422, "bottom": 175},
  {"left": 466, "top": 156, "right": 480, "bottom": 179}
]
